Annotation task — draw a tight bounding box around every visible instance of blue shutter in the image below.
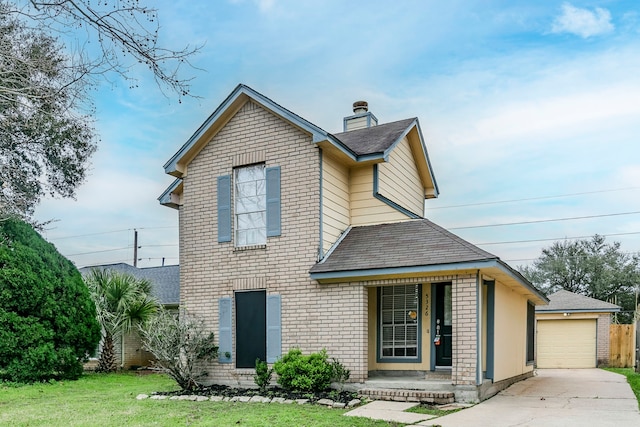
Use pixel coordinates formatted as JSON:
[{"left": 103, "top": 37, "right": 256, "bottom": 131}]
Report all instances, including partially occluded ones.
[
  {"left": 217, "top": 175, "right": 232, "bottom": 243},
  {"left": 266, "top": 294, "right": 282, "bottom": 363},
  {"left": 218, "top": 297, "right": 232, "bottom": 363},
  {"left": 265, "top": 166, "right": 281, "bottom": 237}
]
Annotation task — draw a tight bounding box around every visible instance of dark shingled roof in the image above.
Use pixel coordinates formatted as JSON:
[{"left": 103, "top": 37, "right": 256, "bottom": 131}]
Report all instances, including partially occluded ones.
[
  {"left": 79, "top": 263, "right": 179, "bottom": 306},
  {"left": 311, "top": 219, "right": 497, "bottom": 274},
  {"left": 331, "top": 118, "right": 416, "bottom": 156},
  {"left": 536, "top": 289, "right": 620, "bottom": 312}
]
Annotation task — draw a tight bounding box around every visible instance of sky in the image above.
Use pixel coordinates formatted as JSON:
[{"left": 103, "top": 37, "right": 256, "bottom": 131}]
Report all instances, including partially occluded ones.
[{"left": 34, "top": 0, "right": 640, "bottom": 270}]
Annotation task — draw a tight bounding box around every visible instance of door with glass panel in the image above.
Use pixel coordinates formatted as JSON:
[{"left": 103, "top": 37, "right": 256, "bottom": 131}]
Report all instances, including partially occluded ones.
[{"left": 434, "top": 283, "right": 452, "bottom": 367}]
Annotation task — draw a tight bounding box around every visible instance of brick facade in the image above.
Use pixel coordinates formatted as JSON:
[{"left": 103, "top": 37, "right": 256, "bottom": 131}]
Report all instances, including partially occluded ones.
[{"left": 178, "top": 101, "right": 368, "bottom": 384}]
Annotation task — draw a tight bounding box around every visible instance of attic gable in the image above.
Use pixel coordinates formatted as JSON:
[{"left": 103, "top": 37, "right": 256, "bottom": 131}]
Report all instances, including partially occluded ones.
[{"left": 163, "top": 84, "right": 332, "bottom": 178}]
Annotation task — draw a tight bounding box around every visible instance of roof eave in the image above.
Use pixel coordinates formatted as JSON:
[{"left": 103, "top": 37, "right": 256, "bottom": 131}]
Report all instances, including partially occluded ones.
[
  {"left": 158, "top": 178, "right": 183, "bottom": 209},
  {"left": 163, "top": 84, "right": 331, "bottom": 176},
  {"left": 536, "top": 308, "right": 621, "bottom": 313}
]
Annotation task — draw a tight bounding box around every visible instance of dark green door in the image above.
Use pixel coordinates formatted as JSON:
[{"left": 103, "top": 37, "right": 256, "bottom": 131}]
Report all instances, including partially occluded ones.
[
  {"left": 434, "top": 283, "right": 452, "bottom": 367},
  {"left": 235, "top": 290, "right": 266, "bottom": 368}
]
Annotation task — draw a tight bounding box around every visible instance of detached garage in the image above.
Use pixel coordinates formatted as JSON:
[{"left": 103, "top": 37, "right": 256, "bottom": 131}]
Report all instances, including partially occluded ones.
[{"left": 536, "top": 290, "right": 620, "bottom": 368}]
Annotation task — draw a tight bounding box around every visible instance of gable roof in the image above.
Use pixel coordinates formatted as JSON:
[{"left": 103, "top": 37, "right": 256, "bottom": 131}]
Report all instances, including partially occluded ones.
[
  {"left": 79, "top": 263, "right": 180, "bottom": 306},
  {"left": 310, "top": 219, "right": 547, "bottom": 304},
  {"left": 160, "top": 84, "right": 439, "bottom": 205},
  {"left": 536, "top": 289, "right": 620, "bottom": 313},
  {"left": 163, "top": 84, "right": 336, "bottom": 178}
]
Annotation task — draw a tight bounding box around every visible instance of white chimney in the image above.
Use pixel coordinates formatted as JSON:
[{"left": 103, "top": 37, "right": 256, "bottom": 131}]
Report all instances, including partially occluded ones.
[{"left": 343, "top": 101, "right": 378, "bottom": 131}]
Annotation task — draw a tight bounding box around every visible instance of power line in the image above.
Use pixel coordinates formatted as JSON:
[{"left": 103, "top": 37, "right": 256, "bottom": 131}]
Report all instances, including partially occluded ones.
[
  {"left": 46, "top": 226, "right": 178, "bottom": 241},
  {"left": 449, "top": 211, "right": 640, "bottom": 230},
  {"left": 475, "top": 231, "right": 640, "bottom": 246},
  {"left": 428, "top": 186, "right": 640, "bottom": 210},
  {"left": 65, "top": 246, "right": 132, "bottom": 257}
]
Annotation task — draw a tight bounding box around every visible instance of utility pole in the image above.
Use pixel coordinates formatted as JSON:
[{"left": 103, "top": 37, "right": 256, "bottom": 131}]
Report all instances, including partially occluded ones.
[{"left": 133, "top": 229, "right": 138, "bottom": 267}]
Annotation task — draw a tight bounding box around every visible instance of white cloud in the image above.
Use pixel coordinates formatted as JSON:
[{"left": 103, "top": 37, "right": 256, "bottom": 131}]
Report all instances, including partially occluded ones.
[{"left": 551, "top": 3, "right": 614, "bottom": 38}]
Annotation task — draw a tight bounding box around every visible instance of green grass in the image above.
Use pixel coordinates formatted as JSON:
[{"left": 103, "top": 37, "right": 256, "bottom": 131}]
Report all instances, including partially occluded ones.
[
  {"left": 0, "top": 372, "right": 399, "bottom": 427},
  {"left": 604, "top": 368, "right": 640, "bottom": 408},
  {"left": 406, "top": 403, "right": 462, "bottom": 417}
]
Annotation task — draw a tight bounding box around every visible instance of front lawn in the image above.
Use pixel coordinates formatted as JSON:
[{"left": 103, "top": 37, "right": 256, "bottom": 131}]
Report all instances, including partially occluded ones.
[
  {"left": 0, "top": 372, "right": 397, "bottom": 427},
  {"left": 604, "top": 368, "right": 640, "bottom": 408}
]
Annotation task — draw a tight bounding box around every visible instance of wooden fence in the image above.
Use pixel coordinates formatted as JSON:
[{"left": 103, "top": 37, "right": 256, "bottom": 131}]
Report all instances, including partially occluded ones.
[{"left": 609, "top": 324, "right": 635, "bottom": 368}]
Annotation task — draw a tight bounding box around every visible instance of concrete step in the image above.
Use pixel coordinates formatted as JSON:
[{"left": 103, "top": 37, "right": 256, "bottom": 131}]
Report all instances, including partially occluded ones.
[{"left": 359, "top": 388, "right": 455, "bottom": 405}]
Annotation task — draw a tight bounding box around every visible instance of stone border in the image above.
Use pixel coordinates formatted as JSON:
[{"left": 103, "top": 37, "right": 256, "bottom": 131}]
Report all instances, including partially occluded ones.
[{"left": 136, "top": 393, "right": 362, "bottom": 409}]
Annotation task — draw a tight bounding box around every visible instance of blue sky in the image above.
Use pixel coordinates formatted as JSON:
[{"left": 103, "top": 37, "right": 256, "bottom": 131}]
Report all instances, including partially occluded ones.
[{"left": 35, "top": 1, "right": 640, "bottom": 269}]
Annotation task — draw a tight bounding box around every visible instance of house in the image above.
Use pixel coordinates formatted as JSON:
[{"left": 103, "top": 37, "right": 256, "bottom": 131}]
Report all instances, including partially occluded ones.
[
  {"left": 79, "top": 263, "right": 179, "bottom": 369},
  {"left": 536, "top": 289, "right": 620, "bottom": 368},
  {"left": 159, "top": 84, "right": 548, "bottom": 402}
]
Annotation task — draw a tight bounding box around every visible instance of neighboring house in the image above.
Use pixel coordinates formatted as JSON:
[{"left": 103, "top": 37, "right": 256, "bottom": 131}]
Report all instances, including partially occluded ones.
[
  {"left": 159, "top": 84, "right": 548, "bottom": 402},
  {"left": 79, "top": 263, "right": 180, "bottom": 369},
  {"left": 536, "top": 289, "right": 620, "bottom": 369}
]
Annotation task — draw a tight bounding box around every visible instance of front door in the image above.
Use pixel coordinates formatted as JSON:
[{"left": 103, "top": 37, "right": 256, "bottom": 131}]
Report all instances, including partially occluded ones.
[
  {"left": 434, "top": 283, "right": 452, "bottom": 367},
  {"left": 235, "top": 290, "right": 266, "bottom": 368}
]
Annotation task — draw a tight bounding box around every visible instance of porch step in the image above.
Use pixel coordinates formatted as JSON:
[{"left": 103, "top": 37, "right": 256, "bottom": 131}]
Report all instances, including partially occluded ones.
[{"left": 359, "top": 388, "right": 455, "bottom": 405}]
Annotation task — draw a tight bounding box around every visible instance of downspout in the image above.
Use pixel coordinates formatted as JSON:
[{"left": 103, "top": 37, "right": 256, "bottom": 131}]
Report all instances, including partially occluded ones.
[
  {"left": 318, "top": 148, "right": 324, "bottom": 261},
  {"left": 476, "top": 270, "right": 482, "bottom": 386}
]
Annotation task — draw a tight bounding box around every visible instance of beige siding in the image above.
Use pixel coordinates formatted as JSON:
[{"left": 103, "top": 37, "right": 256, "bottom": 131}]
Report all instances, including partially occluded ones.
[
  {"left": 350, "top": 166, "right": 408, "bottom": 226},
  {"left": 377, "top": 137, "right": 425, "bottom": 217},
  {"left": 345, "top": 116, "right": 368, "bottom": 131},
  {"left": 179, "top": 101, "right": 368, "bottom": 384},
  {"left": 321, "top": 152, "right": 350, "bottom": 254},
  {"left": 536, "top": 319, "right": 596, "bottom": 368},
  {"left": 493, "top": 282, "right": 533, "bottom": 382}
]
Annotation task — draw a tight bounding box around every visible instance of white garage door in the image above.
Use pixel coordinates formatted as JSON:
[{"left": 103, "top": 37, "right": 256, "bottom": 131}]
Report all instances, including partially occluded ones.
[{"left": 537, "top": 319, "right": 597, "bottom": 368}]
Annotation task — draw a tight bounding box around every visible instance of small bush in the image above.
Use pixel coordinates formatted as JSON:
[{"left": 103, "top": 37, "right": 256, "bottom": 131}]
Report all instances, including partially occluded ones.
[
  {"left": 140, "top": 308, "right": 218, "bottom": 391},
  {"left": 254, "top": 359, "right": 273, "bottom": 392},
  {"left": 273, "top": 348, "right": 348, "bottom": 393}
]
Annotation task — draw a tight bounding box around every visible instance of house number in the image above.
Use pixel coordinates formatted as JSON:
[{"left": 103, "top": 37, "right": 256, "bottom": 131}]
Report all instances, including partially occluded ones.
[{"left": 424, "top": 293, "right": 429, "bottom": 317}]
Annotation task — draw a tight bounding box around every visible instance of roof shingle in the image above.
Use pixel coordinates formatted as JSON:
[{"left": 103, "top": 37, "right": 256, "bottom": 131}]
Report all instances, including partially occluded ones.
[
  {"left": 536, "top": 289, "right": 620, "bottom": 312},
  {"left": 331, "top": 118, "right": 416, "bottom": 156},
  {"left": 310, "top": 219, "right": 497, "bottom": 274}
]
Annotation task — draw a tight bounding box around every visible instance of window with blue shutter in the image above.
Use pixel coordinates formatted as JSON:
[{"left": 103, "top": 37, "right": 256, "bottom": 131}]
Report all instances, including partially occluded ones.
[
  {"left": 266, "top": 294, "right": 282, "bottom": 363},
  {"left": 217, "top": 175, "right": 232, "bottom": 243},
  {"left": 218, "top": 297, "right": 232, "bottom": 363},
  {"left": 265, "top": 166, "right": 281, "bottom": 237}
]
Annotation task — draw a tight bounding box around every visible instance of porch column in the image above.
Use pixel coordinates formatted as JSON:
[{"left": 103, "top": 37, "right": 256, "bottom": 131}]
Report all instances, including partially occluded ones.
[{"left": 451, "top": 273, "right": 478, "bottom": 385}]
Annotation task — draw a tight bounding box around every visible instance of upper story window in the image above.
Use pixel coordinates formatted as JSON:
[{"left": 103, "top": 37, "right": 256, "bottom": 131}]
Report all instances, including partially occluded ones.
[
  {"left": 217, "top": 163, "right": 280, "bottom": 246},
  {"left": 234, "top": 164, "right": 266, "bottom": 246}
]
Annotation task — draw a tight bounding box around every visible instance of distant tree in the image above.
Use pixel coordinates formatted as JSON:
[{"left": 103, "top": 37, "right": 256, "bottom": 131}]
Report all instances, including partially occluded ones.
[
  {"left": 84, "top": 269, "right": 159, "bottom": 373},
  {"left": 0, "top": 218, "right": 101, "bottom": 382},
  {"left": 519, "top": 235, "right": 639, "bottom": 323}
]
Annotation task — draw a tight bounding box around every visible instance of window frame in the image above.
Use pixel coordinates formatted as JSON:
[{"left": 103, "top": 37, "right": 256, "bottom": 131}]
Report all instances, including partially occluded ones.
[{"left": 233, "top": 163, "right": 267, "bottom": 247}]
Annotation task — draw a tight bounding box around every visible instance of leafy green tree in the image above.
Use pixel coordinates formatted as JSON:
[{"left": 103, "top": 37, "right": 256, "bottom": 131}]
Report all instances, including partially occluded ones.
[
  {"left": 0, "top": 5, "right": 96, "bottom": 221},
  {"left": 520, "top": 235, "right": 639, "bottom": 323},
  {"left": 84, "top": 269, "right": 159, "bottom": 373},
  {"left": 0, "top": 218, "right": 101, "bottom": 382}
]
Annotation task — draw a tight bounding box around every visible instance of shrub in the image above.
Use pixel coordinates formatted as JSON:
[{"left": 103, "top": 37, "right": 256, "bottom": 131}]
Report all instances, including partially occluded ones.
[
  {"left": 0, "top": 218, "right": 101, "bottom": 383},
  {"left": 254, "top": 359, "right": 273, "bottom": 393},
  {"left": 273, "top": 348, "right": 348, "bottom": 393},
  {"left": 140, "top": 308, "right": 218, "bottom": 391}
]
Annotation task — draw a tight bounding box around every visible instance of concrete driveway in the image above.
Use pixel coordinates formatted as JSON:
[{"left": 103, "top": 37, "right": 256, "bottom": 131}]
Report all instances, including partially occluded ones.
[{"left": 427, "top": 369, "right": 640, "bottom": 427}]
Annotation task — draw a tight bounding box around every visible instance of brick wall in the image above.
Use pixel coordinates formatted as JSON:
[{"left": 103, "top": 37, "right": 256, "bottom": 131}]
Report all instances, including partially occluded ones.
[
  {"left": 451, "top": 274, "right": 478, "bottom": 385},
  {"left": 178, "top": 101, "right": 368, "bottom": 384},
  {"left": 596, "top": 313, "right": 611, "bottom": 366}
]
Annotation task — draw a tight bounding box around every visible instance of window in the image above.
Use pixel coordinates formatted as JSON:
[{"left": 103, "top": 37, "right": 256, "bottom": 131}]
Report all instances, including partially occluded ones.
[
  {"left": 379, "top": 284, "right": 420, "bottom": 360},
  {"left": 217, "top": 165, "right": 280, "bottom": 244},
  {"left": 526, "top": 302, "right": 535, "bottom": 363},
  {"left": 234, "top": 164, "right": 266, "bottom": 246}
]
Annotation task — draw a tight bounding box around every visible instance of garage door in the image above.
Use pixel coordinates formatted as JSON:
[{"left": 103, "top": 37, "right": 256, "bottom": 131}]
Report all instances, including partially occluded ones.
[{"left": 537, "top": 319, "right": 597, "bottom": 368}]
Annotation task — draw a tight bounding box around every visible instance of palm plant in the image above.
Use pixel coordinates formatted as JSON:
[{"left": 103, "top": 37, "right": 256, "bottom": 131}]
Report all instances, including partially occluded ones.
[{"left": 85, "top": 269, "right": 159, "bottom": 373}]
